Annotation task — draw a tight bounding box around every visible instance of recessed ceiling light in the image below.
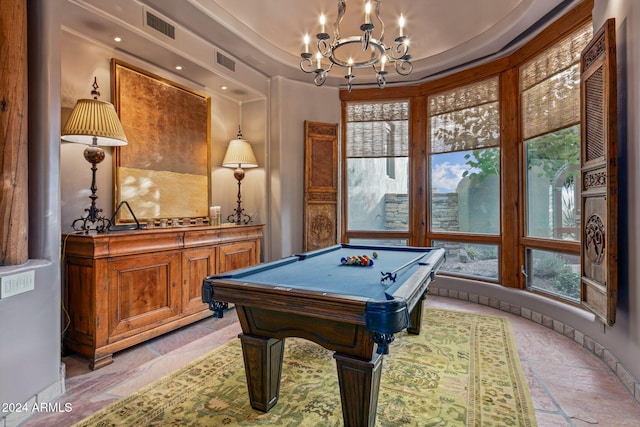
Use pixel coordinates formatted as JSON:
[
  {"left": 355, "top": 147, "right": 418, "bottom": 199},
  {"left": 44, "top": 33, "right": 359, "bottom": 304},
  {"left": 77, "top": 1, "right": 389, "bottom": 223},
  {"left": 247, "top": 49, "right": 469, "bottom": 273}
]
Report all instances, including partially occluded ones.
[
  {"left": 114, "top": 37, "right": 122, "bottom": 42},
  {"left": 175, "top": 65, "right": 183, "bottom": 70},
  {"left": 220, "top": 86, "right": 228, "bottom": 90}
]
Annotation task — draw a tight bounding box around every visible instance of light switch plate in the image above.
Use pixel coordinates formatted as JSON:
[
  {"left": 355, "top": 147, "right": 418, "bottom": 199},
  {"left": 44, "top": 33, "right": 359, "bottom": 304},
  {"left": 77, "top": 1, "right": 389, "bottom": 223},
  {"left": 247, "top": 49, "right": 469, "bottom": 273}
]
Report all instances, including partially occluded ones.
[{"left": 0, "top": 270, "right": 35, "bottom": 299}]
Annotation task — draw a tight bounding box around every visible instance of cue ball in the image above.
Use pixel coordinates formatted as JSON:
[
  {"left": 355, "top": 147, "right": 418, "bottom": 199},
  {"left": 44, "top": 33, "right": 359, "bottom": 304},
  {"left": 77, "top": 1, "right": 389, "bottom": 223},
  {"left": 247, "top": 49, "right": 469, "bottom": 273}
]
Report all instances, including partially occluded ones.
[{"left": 372, "top": 251, "right": 378, "bottom": 259}]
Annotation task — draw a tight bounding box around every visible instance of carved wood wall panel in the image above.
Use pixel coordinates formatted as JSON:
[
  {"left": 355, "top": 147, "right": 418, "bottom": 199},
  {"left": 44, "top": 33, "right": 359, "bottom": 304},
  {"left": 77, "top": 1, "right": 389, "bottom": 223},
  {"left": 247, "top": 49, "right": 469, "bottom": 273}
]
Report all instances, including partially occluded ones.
[
  {"left": 304, "top": 121, "right": 338, "bottom": 251},
  {"left": 580, "top": 18, "right": 618, "bottom": 326}
]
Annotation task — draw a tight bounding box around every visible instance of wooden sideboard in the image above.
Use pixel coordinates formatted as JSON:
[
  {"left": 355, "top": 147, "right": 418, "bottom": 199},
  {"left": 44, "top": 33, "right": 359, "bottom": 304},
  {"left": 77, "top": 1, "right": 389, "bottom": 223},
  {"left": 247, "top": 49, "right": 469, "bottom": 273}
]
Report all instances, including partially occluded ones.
[{"left": 62, "top": 224, "right": 263, "bottom": 369}]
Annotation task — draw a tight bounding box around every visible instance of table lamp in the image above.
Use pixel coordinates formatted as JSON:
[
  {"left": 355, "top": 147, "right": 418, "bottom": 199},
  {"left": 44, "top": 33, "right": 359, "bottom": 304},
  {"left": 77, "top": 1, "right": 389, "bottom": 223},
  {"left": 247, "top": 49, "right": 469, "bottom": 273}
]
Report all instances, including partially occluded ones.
[
  {"left": 222, "top": 127, "right": 258, "bottom": 224},
  {"left": 62, "top": 78, "right": 128, "bottom": 232}
]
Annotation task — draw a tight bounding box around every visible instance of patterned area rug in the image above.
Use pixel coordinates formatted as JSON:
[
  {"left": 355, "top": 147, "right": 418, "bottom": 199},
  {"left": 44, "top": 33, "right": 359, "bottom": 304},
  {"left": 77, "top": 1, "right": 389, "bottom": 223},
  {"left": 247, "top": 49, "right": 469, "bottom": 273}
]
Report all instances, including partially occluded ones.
[{"left": 74, "top": 309, "right": 536, "bottom": 426}]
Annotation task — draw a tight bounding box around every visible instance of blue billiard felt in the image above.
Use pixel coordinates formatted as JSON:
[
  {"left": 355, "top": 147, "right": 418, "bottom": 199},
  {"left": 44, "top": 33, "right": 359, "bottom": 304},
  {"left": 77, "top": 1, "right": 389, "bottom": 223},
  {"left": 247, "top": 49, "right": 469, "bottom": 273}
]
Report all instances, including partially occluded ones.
[{"left": 215, "top": 244, "right": 440, "bottom": 301}]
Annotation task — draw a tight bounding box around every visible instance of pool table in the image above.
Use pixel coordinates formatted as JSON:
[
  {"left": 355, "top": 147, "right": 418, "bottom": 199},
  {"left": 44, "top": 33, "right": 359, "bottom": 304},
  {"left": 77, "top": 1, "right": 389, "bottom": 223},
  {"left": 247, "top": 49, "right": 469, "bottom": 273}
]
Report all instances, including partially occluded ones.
[{"left": 201, "top": 243, "right": 445, "bottom": 426}]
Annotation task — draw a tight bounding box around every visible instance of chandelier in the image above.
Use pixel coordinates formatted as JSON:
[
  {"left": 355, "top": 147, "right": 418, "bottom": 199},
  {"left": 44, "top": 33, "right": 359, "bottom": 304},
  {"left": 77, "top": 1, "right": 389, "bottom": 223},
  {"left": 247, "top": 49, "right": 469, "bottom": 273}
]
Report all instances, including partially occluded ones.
[{"left": 300, "top": 0, "right": 412, "bottom": 92}]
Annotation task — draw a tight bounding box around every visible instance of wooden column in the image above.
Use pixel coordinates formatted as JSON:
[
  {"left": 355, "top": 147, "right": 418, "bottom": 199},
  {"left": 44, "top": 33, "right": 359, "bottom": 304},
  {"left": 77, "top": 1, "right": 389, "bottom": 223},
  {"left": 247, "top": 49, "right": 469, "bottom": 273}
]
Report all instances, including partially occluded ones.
[{"left": 0, "top": 0, "right": 28, "bottom": 265}]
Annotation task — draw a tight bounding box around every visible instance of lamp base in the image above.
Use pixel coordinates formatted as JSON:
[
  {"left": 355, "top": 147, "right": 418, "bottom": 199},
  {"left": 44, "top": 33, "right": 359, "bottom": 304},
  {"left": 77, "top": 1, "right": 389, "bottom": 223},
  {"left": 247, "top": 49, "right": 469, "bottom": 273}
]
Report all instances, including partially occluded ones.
[
  {"left": 227, "top": 209, "right": 252, "bottom": 225},
  {"left": 228, "top": 171, "right": 253, "bottom": 225},
  {"left": 72, "top": 143, "right": 110, "bottom": 233},
  {"left": 72, "top": 213, "right": 111, "bottom": 233}
]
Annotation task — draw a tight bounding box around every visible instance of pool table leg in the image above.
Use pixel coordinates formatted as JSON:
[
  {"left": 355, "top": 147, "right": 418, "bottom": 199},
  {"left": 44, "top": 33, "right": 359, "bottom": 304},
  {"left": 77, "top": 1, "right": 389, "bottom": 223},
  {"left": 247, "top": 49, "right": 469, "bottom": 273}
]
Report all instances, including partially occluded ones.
[
  {"left": 239, "top": 334, "right": 285, "bottom": 412},
  {"left": 334, "top": 351, "right": 383, "bottom": 427},
  {"left": 407, "top": 291, "right": 427, "bottom": 335}
]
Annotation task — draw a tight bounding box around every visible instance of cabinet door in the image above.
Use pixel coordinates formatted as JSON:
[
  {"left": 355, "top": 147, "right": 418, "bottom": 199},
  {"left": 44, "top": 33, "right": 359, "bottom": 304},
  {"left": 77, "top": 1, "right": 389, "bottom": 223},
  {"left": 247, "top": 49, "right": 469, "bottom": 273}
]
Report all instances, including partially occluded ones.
[
  {"left": 219, "top": 241, "right": 258, "bottom": 273},
  {"left": 107, "top": 251, "right": 182, "bottom": 340},
  {"left": 182, "top": 247, "right": 216, "bottom": 315}
]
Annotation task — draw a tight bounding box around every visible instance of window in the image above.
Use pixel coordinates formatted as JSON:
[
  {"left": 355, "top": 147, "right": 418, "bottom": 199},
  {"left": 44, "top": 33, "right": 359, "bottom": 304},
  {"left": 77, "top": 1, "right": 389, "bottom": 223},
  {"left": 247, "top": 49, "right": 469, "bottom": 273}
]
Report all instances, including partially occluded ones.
[
  {"left": 345, "top": 101, "right": 410, "bottom": 233},
  {"left": 520, "top": 22, "right": 592, "bottom": 300},
  {"left": 339, "top": 2, "right": 595, "bottom": 305},
  {"left": 429, "top": 78, "right": 500, "bottom": 235},
  {"left": 525, "top": 126, "right": 580, "bottom": 240},
  {"left": 525, "top": 248, "right": 580, "bottom": 302},
  {"left": 521, "top": 23, "right": 592, "bottom": 241},
  {"left": 433, "top": 240, "right": 499, "bottom": 281}
]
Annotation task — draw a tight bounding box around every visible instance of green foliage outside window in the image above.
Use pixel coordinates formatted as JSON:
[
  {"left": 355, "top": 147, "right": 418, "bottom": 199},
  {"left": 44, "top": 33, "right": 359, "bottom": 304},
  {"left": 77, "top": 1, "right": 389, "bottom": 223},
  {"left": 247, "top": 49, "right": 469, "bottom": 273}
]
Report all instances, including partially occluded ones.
[{"left": 527, "top": 126, "right": 580, "bottom": 183}]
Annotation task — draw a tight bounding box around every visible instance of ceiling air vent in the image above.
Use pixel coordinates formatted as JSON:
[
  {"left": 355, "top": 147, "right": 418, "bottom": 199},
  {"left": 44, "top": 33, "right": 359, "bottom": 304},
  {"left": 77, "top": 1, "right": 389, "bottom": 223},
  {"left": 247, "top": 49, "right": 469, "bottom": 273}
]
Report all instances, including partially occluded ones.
[
  {"left": 145, "top": 11, "right": 175, "bottom": 40},
  {"left": 216, "top": 51, "right": 236, "bottom": 72}
]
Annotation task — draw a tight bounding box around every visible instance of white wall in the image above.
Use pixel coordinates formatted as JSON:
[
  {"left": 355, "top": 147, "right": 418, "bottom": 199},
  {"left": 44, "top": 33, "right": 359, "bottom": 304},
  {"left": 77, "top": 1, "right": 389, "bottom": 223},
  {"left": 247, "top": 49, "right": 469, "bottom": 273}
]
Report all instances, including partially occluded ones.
[{"left": 268, "top": 77, "right": 341, "bottom": 261}]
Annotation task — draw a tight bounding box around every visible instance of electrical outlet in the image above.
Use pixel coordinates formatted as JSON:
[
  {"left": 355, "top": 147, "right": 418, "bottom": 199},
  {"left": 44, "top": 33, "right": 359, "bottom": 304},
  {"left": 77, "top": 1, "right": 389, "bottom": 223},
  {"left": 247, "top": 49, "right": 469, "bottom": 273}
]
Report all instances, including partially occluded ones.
[{"left": 0, "top": 270, "right": 35, "bottom": 299}]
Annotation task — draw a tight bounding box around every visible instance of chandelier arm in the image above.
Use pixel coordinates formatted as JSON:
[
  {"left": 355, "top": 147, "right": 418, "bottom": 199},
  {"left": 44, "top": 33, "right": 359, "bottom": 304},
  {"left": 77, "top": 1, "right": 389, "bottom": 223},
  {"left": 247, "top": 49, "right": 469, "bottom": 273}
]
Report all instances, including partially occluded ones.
[
  {"left": 389, "top": 42, "right": 409, "bottom": 61},
  {"left": 335, "top": 0, "right": 346, "bottom": 40},
  {"left": 362, "top": 29, "right": 371, "bottom": 51},
  {"left": 318, "top": 38, "right": 332, "bottom": 57},
  {"left": 395, "top": 59, "right": 413, "bottom": 76},
  {"left": 300, "top": 56, "right": 317, "bottom": 74},
  {"left": 315, "top": 70, "right": 329, "bottom": 86},
  {"left": 374, "top": 0, "right": 384, "bottom": 43}
]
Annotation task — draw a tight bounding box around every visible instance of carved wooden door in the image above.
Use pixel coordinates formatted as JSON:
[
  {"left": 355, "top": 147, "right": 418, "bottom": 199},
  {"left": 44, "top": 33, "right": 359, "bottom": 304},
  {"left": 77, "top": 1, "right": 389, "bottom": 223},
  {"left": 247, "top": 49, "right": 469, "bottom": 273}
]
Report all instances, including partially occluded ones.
[
  {"left": 304, "top": 121, "right": 339, "bottom": 251},
  {"left": 580, "top": 19, "right": 618, "bottom": 325}
]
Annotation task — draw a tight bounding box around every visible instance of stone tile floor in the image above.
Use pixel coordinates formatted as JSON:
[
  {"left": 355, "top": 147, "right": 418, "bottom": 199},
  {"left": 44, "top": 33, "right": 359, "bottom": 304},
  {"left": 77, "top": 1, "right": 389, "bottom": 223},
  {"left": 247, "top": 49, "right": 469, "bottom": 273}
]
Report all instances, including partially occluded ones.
[{"left": 18, "top": 296, "right": 640, "bottom": 426}]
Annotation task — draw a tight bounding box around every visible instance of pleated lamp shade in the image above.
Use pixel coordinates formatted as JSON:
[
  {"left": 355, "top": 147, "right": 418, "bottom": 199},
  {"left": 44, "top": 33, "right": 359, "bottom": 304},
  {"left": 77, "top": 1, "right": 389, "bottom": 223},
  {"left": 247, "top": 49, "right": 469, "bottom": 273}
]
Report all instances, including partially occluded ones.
[
  {"left": 222, "top": 138, "right": 258, "bottom": 168},
  {"left": 62, "top": 99, "right": 128, "bottom": 146}
]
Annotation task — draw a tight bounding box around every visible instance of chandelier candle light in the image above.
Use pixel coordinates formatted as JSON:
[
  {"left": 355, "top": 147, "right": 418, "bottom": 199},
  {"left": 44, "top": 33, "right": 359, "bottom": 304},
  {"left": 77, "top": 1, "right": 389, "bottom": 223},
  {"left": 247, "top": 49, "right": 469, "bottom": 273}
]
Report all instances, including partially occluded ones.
[{"left": 300, "top": 0, "right": 412, "bottom": 91}]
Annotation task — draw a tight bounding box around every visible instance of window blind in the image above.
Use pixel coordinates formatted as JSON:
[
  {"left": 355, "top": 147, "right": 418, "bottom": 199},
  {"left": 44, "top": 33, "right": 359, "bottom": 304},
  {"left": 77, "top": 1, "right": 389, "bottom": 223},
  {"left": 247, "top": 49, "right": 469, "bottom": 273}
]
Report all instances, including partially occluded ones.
[
  {"left": 346, "top": 101, "right": 409, "bottom": 158},
  {"left": 520, "top": 22, "right": 593, "bottom": 140},
  {"left": 429, "top": 77, "right": 500, "bottom": 153}
]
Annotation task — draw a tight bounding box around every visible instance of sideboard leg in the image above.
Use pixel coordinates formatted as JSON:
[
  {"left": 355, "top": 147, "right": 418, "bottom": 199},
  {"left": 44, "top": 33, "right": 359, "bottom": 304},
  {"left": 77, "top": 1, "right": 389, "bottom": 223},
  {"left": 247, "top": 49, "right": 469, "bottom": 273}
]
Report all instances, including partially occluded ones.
[{"left": 90, "top": 353, "right": 113, "bottom": 370}]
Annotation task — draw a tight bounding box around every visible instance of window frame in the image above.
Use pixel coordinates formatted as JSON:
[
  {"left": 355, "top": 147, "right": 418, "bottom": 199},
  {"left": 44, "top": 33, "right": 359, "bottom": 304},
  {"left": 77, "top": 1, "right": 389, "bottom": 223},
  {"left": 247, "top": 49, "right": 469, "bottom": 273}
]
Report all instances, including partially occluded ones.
[{"left": 341, "top": 97, "right": 418, "bottom": 244}]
